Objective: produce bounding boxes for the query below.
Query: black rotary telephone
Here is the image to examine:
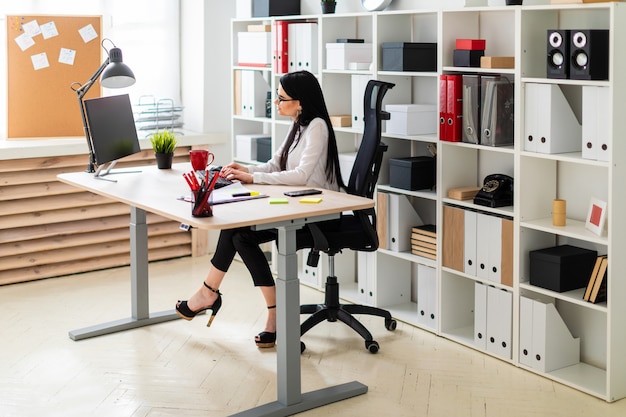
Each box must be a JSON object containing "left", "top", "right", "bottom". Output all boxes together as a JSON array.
[{"left": 473, "top": 174, "right": 513, "bottom": 208}]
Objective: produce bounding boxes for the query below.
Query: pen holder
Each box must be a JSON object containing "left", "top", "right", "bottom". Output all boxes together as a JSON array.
[{"left": 192, "top": 189, "right": 213, "bottom": 217}]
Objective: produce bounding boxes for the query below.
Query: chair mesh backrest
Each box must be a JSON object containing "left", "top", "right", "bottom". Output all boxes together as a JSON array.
[{"left": 347, "top": 80, "right": 394, "bottom": 198}]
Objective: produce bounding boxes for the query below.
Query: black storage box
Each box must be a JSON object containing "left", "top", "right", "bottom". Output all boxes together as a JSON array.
[
  {"left": 529, "top": 245, "right": 597, "bottom": 292},
  {"left": 252, "top": 0, "right": 300, "bottom": 17},
  {"left": 382, "top": 42, "right": 437, "bottom": 72},
  {"left": 453, "top": 49, "right": 485, "bottom": 67},
  {"left": 389, "top": 156, "right": 435, "bottom": 191},
  {"left": 256, "top": 137, "right": 272, "bottom": 162}
]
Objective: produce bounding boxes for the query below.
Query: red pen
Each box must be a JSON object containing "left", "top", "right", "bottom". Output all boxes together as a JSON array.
[
  {"left": 206, "top": 168, "right": 220, "bottom": 193},
  {"left": 189, "top": 171, "right": 201, "bottom": 190},
  {"left": 182, "top": 173, "right": 196, "bottom": 190}
]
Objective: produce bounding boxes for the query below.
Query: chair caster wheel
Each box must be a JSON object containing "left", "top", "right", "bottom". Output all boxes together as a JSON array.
[
  {"left": 365, "top": 340, "right": 379, "bottom": 354},
  {"left": 300, "top": 341, "right": 306, "bottom": 354},
  {"left": 385, "top": 319, "right": 397, "bottom": 331}
]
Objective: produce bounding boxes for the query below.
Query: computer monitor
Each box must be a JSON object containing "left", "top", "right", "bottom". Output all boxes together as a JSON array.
[{"left": 84, "top": 94, "right": 140, "bottom": 180}]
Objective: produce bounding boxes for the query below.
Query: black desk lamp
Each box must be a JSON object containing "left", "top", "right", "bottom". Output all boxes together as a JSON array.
[{"left": 71, "top": 39, "right": 136, "bottom": 173}]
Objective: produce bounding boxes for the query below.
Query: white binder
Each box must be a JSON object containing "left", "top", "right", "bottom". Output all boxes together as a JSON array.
[
  {"left": 474, "top": 282, "right": 488, "bottom": 350},
  {"left": 524, "top": 83, "right": 582, "bottom": 154},
  {"left": 487, "top": 214, "right": 503, "bottom": 283},
  {"left": 357, "top": 252, "right": 375, "bottom": 305},
  {"left": 486, "top": 286, "right": 512, "bottom": 359},
  {"left": 475, "top": 213, "right": 490, "bottom": 280},
  {"left": 464, "top": 210, "right": 477, "bottom": 276},
  {"left": 388, "top": 193, "right": 423, "bottom": 252},
  {"left": 300, "top": 249, "right": 320, "bottom": 287},
  {"left": 519, "top": 296, "right": 535, "bottom": 368},
  {"left": 416, "top": 264, "right": 437, "bottom": 330},
  {"left": 295, "top": 23, "right": 318, "bottom": 73},
  {"left": 287, "top": 23, "right": 298, "bottom": 72},
  {"left": 240, "top": 70, "right": 269, "bottom": 118},
  {"left": 582, "top": 85, "right": 610, "bottom": 162}
]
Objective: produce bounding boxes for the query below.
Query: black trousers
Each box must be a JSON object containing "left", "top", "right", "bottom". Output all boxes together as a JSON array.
[{"left": 210, "top": 219, "right": 340, "bottom": 287}]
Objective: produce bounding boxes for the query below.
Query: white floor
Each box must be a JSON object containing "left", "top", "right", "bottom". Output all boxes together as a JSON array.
[{"left": 1, "top": 255, "right": 625, "bottom": 417}]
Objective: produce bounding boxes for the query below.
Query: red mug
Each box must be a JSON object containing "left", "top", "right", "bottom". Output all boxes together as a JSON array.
[{"left": 189, "top": 149, "right": 215, "bottom": 171}]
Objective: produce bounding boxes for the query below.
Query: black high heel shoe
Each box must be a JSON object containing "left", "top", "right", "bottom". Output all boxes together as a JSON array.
[
  {"left": 176, "top": 282, "right": 222, "bottom": 327},
  {"left": 255, "top": 305, "right": 276, "bottom": 348}
]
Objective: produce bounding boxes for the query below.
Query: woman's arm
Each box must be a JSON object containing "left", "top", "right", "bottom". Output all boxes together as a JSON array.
[{"left": 251, "top": 119, "right": 330, "bottom": 187}]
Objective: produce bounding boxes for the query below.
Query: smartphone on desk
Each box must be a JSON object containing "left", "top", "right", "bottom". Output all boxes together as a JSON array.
[{"left": 283, "top": 189, "right": 322, "bottom": 197}]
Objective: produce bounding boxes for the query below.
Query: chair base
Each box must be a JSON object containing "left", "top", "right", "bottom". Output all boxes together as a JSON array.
[{"left": 300, "top": 276, "right": 396, "bottom": 354}]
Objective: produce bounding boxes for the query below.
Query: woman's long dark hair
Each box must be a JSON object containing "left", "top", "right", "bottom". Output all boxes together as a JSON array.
[{"left": 278, "top": 71, "right": 344, "bottom": 189}]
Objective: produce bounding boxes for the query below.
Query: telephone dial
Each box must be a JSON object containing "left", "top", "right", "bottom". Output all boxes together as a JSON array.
[{"left": 473, "top": 174, "right": 513, "bottom": 208}]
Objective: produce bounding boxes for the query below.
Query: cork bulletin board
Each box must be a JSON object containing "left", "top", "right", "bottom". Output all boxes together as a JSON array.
[{"left": 6, "top": 15, "right": 102, "bottom": 138}]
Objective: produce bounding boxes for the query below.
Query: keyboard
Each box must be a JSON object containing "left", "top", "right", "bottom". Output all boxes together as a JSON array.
[{"left": 205, "top": 169, "right": 233, "bottom": 189}]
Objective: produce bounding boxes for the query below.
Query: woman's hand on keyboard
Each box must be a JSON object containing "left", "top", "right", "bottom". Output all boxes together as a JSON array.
[{"left": 222, "top": 163, "right": 253, "bottom": 184}]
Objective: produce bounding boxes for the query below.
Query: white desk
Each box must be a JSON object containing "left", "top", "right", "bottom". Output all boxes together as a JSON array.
[{"left": 57, "top": 163, "right": 375, "bottom": 417}]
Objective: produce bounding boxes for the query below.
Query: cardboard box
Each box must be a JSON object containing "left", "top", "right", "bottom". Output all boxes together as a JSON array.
[
  {"left": 326, "top": 43, "right": 372, "bottom": 70},
  {"left": 389, "top": 156, "right": 435, "bottom": 191},
  {"left": 447, "top": 186, "right": 481, "bottom": 201},
  {"left": 529, "top": 245, "right": 597, "bottom": 292},
  {"left": 247, "top": 24, "right": 271, "bottom": 32},
  {"left": 330, "top": 115, "right": 352, "bottom": 127},
  {"left": 382, "top": 42, "right": 437, "bottom": 72},
  {"left": 385, "top": 104, "right": 437, "bottom": 135},
  {"left": 481, "top": 56, "right": 515, "bottom": 69},
  {"left": 237, "top": 32, "right": 271, "bottom": 66}
]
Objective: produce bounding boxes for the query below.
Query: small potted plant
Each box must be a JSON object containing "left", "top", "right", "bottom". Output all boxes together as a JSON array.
[
  {"left": 150, "top": 129, "right": 177, "bottom": 169},
  {"left": 321, "top": 0, "right": 336, "bottom": 14}
]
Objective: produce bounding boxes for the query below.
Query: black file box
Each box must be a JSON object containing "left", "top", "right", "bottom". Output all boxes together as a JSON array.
[
  {"left": 252, "top": 0, "right": 300, "bottom": 17},
  {"left": 529, "top": 245, "right": 597, "bottom": 292},
  {"left": 389, "top": 156, "right": 435, "bottom": 191},
  {"left": 255, "top": 137, "right": 272, "bottom": 162},
  {"left": 453, "top": 49, "right": 485, "bottom": 67},
  {"left": 382, "top": 43, "right": 437, "bottom": 72}
]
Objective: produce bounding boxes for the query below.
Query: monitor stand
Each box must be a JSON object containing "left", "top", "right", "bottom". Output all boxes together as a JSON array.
[{"left": 94, "top": 161, "right": 141, "bottom": 182}]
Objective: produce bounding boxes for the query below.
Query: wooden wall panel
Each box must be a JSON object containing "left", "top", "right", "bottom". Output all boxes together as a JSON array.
[{"left": 0, "top": 146, "right": 206, "bottom": 286}]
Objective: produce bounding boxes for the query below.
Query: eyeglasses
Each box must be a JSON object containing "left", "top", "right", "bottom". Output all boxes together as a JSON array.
[{"left": 276, "top": 89, "right": 296, "bottom": 103}]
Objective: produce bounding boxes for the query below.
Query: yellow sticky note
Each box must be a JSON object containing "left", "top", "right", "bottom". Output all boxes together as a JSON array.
[
  {"left": 269, "top": 198, "right": 289, "bottom": 204},
  {"left": 299, "top": 197, "right": 322, "bottom": 204}
]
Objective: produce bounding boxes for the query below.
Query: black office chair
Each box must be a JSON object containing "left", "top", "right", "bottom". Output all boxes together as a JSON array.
[{"left": 300, "top": 80, "right": 397, "bottom": 354}]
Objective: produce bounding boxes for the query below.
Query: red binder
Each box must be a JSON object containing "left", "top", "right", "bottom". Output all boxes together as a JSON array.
[
  {"left": 273, "top": 21, "right": 289, "bottom": 74},
  {"left": 439, "top": 74, "right": 448, "bottom": 140},
  {"left": 446, "top": 74, "right": 463, "bottom": 142}
]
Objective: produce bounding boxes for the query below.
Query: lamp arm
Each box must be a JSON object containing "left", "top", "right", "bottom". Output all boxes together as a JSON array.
[{"left": 74, "top": 57, "right": 110, "bottom": 173}]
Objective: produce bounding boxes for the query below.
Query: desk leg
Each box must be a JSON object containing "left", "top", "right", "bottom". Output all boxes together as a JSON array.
[
  {"left": 68, "top": 207, "right": 180, "bottom": 340},
  {"left": 231, "top": 222, "right": 367, "bottom": 417}
]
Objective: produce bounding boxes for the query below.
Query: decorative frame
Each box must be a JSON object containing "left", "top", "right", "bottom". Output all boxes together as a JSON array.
[{"left": 586, "top": 197, "right": 607, "bottom": 236}]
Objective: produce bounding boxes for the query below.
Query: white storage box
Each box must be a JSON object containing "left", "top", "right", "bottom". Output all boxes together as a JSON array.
[
  {"left": 237, "top": 32, "right": 271, "bottom": 66},
  {"left": 385, "top": 104, "right": 437, "bottom": 135},
  {"left": 326, "top": 43, "right": 372, "bottom": 70},
  {"left": 236, "top": 134, "right": 271, "bottom": 161}
]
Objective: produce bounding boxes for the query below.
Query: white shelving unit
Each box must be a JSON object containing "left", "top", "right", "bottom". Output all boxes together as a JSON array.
[{"left": 231, "top": 3, "right": 626, "bottom": 402}]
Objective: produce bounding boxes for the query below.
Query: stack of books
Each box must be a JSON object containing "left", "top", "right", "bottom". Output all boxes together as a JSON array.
[
  {"left": 583, "top": 255, "right": 608, "bottom": 304},
  {"left": 411, "top": 225, "right": 437, "bottom": 260}
]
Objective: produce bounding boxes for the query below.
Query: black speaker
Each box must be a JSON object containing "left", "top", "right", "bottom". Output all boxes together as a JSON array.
[
  {"left": 547, "top": 30, "right": 569, "bottom": 79},
  {"left": 570, "top": 30, "right": 609, "bottom": 80}
]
